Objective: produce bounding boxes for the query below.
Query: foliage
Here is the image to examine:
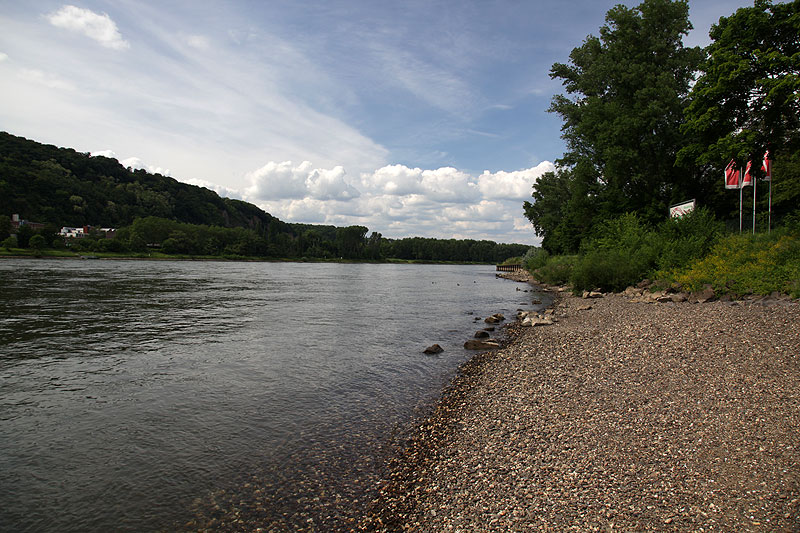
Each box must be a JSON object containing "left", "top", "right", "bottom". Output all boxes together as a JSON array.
[
  {"left": 28, "top": 234, "right": 46, "bottom": 252},
  {"left": 571, "top": 213, "right": 661, "bottom": 292},
  {"left": 538, "top": 0, "right": 702, "bottom": 253},
  {"left": 679, "top": 0, "right": 800, "bottom": 168},
  {"left": 523, "top": 168, "right": 590, "bottom": 254},
  {"left": 532, "top": 209, "right": 730, "bottom": 293},
  {"left": 673, "top": 230, "right": 800, "bottom": 297},
  {"left": 2, "top": 236, "right": 16, "bottom": 250},
  {"left": 0, "top": 131, "right": 289, "bottom": 237},
  {"left": 0, "top": 215, "right": 10, "bottom": 240},
  {"left": 531, "top": 255, "right": 578, "bottom": 286},
  {"left": 655, "top": 207, "right": 725, "bottom": 270},
  {"left": 522, "top": 246, "right": 550, "bottom": 271}
]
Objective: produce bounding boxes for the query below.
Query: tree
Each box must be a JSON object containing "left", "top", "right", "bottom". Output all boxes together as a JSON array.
[
  {"left": 336, "top": 226, "right": 368, "bottom": 259},
  {"left": 29, "top": 234, "right": 46, "bottom": 253},
  {"left": 0, "top": 215, "right": 10, "bottom": 240},
  {"left": 679, "top": 0, "right": 800, "bottom": 167},
  {"left": 536, "top": 0, "right": 702, "bottom": 250},
  {"left": 16, "top": 224, "right": 34, "bottom": 248}
]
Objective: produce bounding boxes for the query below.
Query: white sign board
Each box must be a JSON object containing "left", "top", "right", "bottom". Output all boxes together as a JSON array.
[{"left": 669, "top": 199, "right": 696, "bottom": 219}]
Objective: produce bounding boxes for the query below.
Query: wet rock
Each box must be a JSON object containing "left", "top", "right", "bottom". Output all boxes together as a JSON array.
[
  {"left": 474, "top": 331, "right": 491, "bottom": 339},
  {"left": 484, "top": 313, "right": 505, "bottom": 324},
  {"left": 423, "top": 344, "right": 444, "bottom": 354},
  {"left": 464, "top": 339, "right": 500, "bottom": 350}
]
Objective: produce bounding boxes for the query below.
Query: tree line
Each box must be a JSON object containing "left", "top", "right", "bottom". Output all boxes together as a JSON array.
[{"left": 525, "top": 0, "right": 799, "bottom": 254}]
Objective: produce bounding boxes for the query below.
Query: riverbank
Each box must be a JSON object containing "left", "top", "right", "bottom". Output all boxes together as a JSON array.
[{"left": 360, "top": 289, "right": 800, "bottom": 531}]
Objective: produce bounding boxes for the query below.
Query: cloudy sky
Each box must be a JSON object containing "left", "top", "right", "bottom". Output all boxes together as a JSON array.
[{"left": 0, "top": 0, "right": 754, "bottom": 244}]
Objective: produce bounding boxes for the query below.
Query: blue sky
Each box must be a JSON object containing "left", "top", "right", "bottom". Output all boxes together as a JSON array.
[{"left": 0, "top": 0, "right": 755, "bottom": 244}]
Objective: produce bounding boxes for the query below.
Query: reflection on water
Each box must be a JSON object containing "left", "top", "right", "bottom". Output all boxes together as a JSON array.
[{"left": 0, "top": 259, "right": 549, "bottom": 531}]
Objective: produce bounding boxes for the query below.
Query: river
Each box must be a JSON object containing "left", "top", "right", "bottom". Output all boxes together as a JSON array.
[{"left": 0, "top": 259, "right": 548, "bottom": 531}]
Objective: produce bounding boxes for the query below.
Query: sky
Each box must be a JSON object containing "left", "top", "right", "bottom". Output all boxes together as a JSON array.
[{"left": 0, "top": 0, "right": 756, "bottom": 245}]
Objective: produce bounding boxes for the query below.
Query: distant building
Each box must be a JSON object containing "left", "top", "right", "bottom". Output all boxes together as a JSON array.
[
  {"left": 10, "top": 214, "right": 46, "bottom": 232},
  {"left": 60, "top": 226, "right": 86, "bottom": 239},
  {"left": 59, "top": 226, "right": 117, "bottom": 239}
]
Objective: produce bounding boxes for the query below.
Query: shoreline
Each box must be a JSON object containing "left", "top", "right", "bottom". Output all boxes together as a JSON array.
[{"left": 360, "top": 287, "right": 799, "bottom": 531}]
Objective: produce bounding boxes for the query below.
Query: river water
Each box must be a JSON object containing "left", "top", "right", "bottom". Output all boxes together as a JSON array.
[{"left": 0, "top": 259, "right": 548, "bottom": 531}]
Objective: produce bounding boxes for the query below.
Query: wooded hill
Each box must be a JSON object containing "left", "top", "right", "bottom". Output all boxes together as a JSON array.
[{"left": 0, "top": 132, "right": 528, "bottom": 262}]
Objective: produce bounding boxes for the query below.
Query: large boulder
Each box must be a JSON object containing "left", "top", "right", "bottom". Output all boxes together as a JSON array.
[{"left": 691, "top": 285, "right": 716, "bottom": 303}]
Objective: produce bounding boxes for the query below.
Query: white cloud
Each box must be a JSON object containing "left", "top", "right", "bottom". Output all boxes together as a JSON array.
[
  {"left": 91, "top": 149, "right": 117, "bottom": 158},
  {"left": 360, "top": 165, "right": 479, "bottom": 203},
  {"left": 306, "top": 166, "right": 360, "bottom": 200},
  {"left": 245, "top": 161, "right": 361, "bottom": 202},
  {"left": 246, "top": 161, "right": 315, "bottom": 200},
  {"left": 19, "top": 68, "right": 75, "bottom": 91},
  {"left": 47, "top": 5, "right": 130, "bottom": 50},
  {"left": 235, "top": 160, "right": 547, "bottom": 244},
  {"left": 420, "top": 167, "right": 479, "bottom": 203},
  {"left": 0, "top": 52, "right": 8, "bottom": 62},
  {"left": 477, "top": 161, "right": 555, "bottom": 200}
]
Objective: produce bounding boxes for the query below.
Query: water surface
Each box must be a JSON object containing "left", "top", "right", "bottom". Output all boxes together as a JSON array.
[{"left": 0, "top": 259, "right": 549, "bottom": 531}]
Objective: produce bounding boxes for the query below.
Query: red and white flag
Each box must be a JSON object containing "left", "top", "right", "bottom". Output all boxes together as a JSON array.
[
  {"left": 725, "top": 159, "right": 740, "bottom": 189},
  {"left": 742, "top": 160, "right": 753, "bottom": 187},
  {"left": 762, "top": 151, "right": 772, "bottom": 181}
]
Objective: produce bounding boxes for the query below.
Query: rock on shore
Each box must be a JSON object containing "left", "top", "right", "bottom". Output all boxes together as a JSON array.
[{"left": 362, "top": 293, "right": 800, "bottom": 531}]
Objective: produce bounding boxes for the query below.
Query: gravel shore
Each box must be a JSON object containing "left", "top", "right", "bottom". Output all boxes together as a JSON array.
[{"left": 361, "top": 290, "right": 800, "bottom": 531}]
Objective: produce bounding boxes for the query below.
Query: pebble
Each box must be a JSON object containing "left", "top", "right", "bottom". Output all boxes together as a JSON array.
[{"left": 360, "top": 292, "right": 800, "bottom": 532}]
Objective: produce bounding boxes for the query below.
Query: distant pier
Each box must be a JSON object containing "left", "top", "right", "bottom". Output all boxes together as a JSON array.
[{"left": 496, "top": 264, "right": 523, "bottom": 272}]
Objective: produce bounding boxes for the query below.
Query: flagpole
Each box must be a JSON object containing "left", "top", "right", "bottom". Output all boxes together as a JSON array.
[
  {"left": 753, "top": 168, "right": 757, "bottom": 234},
  {"left": 768, "top": 180, "right": 772, "bottom": 233},
  {"left": 739, "top": 176, "right": 743, "bottom": 234}
]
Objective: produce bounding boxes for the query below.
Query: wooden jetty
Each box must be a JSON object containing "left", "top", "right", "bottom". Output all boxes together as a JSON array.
[{"left": 496, "top": 264, "right": 523, "bottom": 272}]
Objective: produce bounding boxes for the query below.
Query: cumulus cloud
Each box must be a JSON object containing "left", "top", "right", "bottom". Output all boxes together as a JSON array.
[
  {"left": 245, "top": 161, "right": 360, "bottom": 202},
  {"left": 361, "top": 164, "right": 479, "bottom": 203},
  {"left": 91, "top": 149, "right": 117, "bottom": 158},
  {"left": 306, "top": 166, "right": 360, "bottom": 200},
  {"left": 236, "top": 160, "right": 549, "bottom": 244},
  {"left": 477, "top": 160, "right": 555, "bottom": 200},
  {"left": 47, "top": 5, "right": 130, "bottom": 50}
]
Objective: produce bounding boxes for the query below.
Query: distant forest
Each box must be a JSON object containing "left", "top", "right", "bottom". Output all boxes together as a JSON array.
[{"left": 0, "top": 132, "right": 528, "bottom": 262}]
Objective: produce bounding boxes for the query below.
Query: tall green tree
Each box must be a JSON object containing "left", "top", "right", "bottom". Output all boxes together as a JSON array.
[
  {"left": 679, "top": 0, "right": 800, "bottom": 167},
  {"left": 533, "top": 0, "right": 702, "bottom": 251}
]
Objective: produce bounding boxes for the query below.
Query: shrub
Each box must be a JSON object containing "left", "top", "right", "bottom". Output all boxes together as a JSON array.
[
  {"left": 533, "top": 254, "right": 578, "bottom": 285},
  {"left": 523, "top": 246, "right": 550, "bottom": 271},
  {"left": 656, "top": 208, "right": 724, "bottom": 271},
  {"left": 675, "top": 231, "right": 800, "bottom": 297},
  {"left": 29, "top": 234, "right": 46, "bottom": 252},
  {"left": 571, "top": 213, "right": 660, "bottom": 292}
]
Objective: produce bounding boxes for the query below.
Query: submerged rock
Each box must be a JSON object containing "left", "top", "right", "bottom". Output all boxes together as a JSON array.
[
  {"left": 423, "top": 344, "right": 444, "bottom": 354},
  {"left": 474, "top": 330, "right": 490, "bottom": 339}
]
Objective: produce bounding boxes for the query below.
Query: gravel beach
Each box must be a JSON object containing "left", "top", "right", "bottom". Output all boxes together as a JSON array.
[{"left": 361, "top": 289, "right": 800, "bottom": 531}]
